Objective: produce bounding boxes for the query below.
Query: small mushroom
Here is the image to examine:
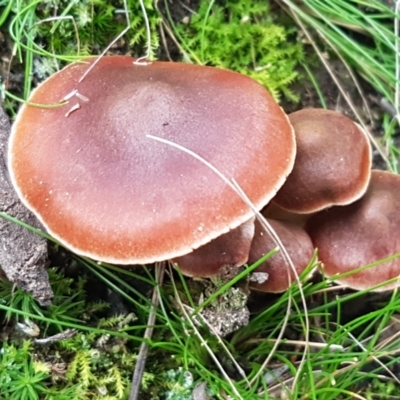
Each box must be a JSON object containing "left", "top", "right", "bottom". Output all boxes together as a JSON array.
[
  {"left": 273, "top": 108, "right": 372, "bottom": 214},
  {"left": 306, "top": 170, "right": 400, "bottom": 291},
  {"left": 247, "top": 218, "right": 314, "bottom": 293},
  {"left": 172, "top": 218, "right": 255, "bottom": 277},
  {"left": 9, "top": 56, "right": 296, "bottom": 265}
]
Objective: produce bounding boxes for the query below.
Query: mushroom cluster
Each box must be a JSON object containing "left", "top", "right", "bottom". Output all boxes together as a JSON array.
[
  {"left": 267, "top": 109, "right": 400, "bottom": 292},
  {"left": 306, "top": 170, "right": 400, "bottom": 291},
  {"left": 7, "top": 55, "right": 400, "bottom": 295}
]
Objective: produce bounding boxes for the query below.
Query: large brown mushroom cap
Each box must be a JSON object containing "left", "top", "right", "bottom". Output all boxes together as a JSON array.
[
  {"left": 9, "top": 56, "right": 295, "bottom": 264},
  {"left": 307, "top": 170, "right": 400, "bottom": 291},
  {"left": 273, "top": 108, "right": 372, "bottom": 214}
]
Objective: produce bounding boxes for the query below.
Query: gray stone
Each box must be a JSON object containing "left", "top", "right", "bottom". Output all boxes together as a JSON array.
[{"left": 0, "top": 106, "right": 52, "bottom": 305}]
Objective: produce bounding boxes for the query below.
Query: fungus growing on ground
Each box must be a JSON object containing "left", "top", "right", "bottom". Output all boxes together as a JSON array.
[
  {"left": 172, "top": 217, "right": 255, "bottom": 278},
  {"left": 273, "top": 108, "right": 372, "bottom": 214},
  {"left": 9, "top": 56, "right": 296, "bottom": 267},
  {"left": 247, "top": 218, "right": 314, "bottom": 293},
  {"left": 306, "top": 170, "right": 400, "bottom": 291}
]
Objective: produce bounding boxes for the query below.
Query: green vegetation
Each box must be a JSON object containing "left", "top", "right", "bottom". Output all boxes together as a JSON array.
[
  {"left": 0, "top": 266, "right": 196, "bottom": 399},
  {"left": 282, "top": 0, "right": 399, "bottom": 171},
  {"left": 0, "top": 0, "right": 399, "bottom": 399},
  {"left": 167, "top": 0, "right": 304, "bottom": 101},
  {"left": 284, "top": 0, "right": 397, "bottom": 101},
  {"left": 2, "top": 0, "right": 160, "bottom": 109},
  {"left": 2, "top": 0, "right": 305, "bottom": 113},
  {"left": 2, "top": 259, "right": 400, "bottom": 399}
]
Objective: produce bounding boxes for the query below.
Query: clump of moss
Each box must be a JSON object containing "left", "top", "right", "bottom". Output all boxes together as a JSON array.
[
  {"left": 2, "top": 0, "right": 161, "bottom": 114},
  {"left": 34, "top": 0, "right": 160, "bottom": 59},
  {"left": 175, "top": 0, "right": 304, "bottom": 102}
]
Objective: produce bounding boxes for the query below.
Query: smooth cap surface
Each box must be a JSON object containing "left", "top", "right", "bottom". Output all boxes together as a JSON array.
[
  {"left": 273, "top": 108, "right": 372, "bottom": 213},
  {"left": 248, "top": 218, "right": 314, "bottom": 293},
  {"left": 9, "top": 56, "right": 295, "bottom": 264},
  {"left": 307, "top": 170, "right": 400, "bottom": 291},
  {"left": 172, "top": 217, "right": 255, "bottom": 277}
]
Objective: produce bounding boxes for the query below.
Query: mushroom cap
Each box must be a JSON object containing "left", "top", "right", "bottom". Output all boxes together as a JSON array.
[
  {"left": 306, "top": 170, "right": 400, "bottom": 291},
  {"left": 172, "top": 217, "right": 255, "bottom": 277},
  {"left": 248, "top": 218, "right": 314, "bottom": 293},
  {"left": 9, "top": 56, "right": 295, "bottom": 264},
  {"left": 273, "top": 108, "right": 372, "bottom": 214}
]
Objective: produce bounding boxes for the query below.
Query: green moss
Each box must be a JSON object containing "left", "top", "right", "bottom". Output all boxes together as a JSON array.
[
  {"left": 0, "top": 269, "right": 153, "bottom": 400},
  {"left": 2, "top": 0, "right": 161, "bottom": 106},
  {"left": 174, "top": 0, "right": 304, "bottom": 102},
  {"left": 33, "top": 0, "right": 160, "bottom": 59}
]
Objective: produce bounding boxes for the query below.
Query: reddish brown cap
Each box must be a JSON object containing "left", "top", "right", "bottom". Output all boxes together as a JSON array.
[
  {"left": 172, "top": 217, "right": 255, "bottom": 277},
  {"left": 306, "top": 170, "right": 400, "bottom": 291},
  {"left": 273, "top": 108, "right": 372, "bottom": 214},
  {"left": 9, "top": 56, "right": 295, "bottom": 264},
  {"left": 248, "top": 218, "right": 314, "bottom": 293}
]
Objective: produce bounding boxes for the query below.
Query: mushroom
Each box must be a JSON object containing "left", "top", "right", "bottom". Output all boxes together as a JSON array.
[
  {"left": 9, "top": 56, "right": 296, "bottom": 265},
  {"left": 273, "top": 108, "right": 372, "bottom": 214},
  {"left": 306, "top": 170, "right": 400, "bottom": 291},
  {"left": 172, "top": 217, "right": 255, "bottom": 278},
  {"left": 247, "top": 218, "right": 314, "bottom": 293}
]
